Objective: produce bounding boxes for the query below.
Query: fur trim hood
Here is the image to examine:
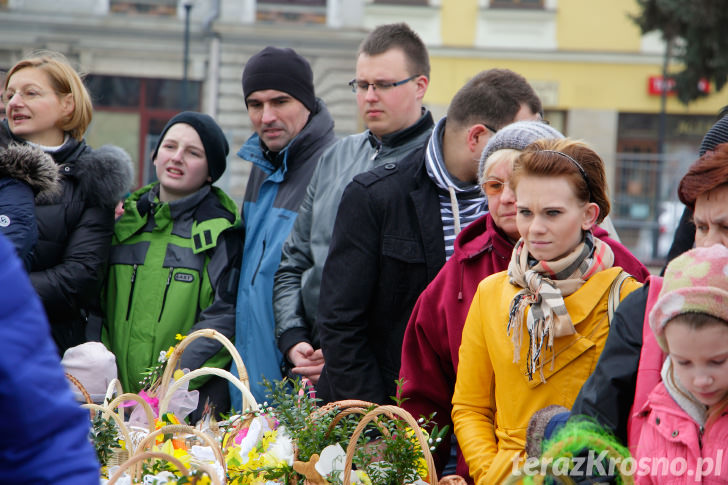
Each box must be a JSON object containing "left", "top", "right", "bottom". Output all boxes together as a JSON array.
[
  {"left": 0, "top": 143, "right": 61, "bottom": 201},
  {"left": 72, "top": 144, "right": 134, "bottom": 209}
]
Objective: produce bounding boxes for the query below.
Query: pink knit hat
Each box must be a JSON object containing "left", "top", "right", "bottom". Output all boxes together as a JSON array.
[{"left": 649, "top": 244, "right": 728, "bottom": 351}]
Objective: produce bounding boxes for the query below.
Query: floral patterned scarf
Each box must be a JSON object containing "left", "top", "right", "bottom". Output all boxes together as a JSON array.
[{"left": 507, "top": 231, "right": 614, "bottom": 381}]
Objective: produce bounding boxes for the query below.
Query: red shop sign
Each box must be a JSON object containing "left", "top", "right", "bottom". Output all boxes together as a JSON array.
[{"left": 648, "top": 75, "right": 711, "bottom": 95}]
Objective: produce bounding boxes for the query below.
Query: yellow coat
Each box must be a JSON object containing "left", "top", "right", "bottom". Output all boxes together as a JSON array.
[{"left": 451, "top": 267, "right": 641, "bottom": 484}]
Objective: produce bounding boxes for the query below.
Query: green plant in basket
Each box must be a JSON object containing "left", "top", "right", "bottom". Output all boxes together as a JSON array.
[
  {"left": 324, "top": 381, "right": 449, "bottom": 485},
  {"left": 89, "top": 412, "right": 122, "bottom": 468},
  {"left": 263, "top": 378, "right": 448, "bottom": 485},
  {"left": 264, "top": 378, "right": 364, "bottom": 465}
]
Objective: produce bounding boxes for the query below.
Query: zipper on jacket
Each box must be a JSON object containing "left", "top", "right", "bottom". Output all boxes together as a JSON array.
[
  {"left": 158, "top": 267, "right": 174, "bottom": 322},
  {"left": 371, "top": 142, "right": 381, "bottom": 160},
  {"left": 699, "top": 425, "right": 704, "bottom": 449},
  {"left": 125, "top": 264, "right": 138, "bottom": 321},
  {"left": 251, "top": 239, "right": 266, "bottom": 286}
]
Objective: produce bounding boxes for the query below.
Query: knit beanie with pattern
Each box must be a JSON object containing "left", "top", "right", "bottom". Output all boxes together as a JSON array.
[
  {"left": 699, "top": 114, "right": 728, "bottom": 156},
  {"left": 242, "top": 46, "right": 316, "bottom": 113},
  {"left": 649, "top": 244, "right": 728, "bottom": 352},
  {"left": 478, "top": 120, "right": 564, "bottom": 187},
  {"left": 152, "top": 111, "right": 229, "bottom": 183}
]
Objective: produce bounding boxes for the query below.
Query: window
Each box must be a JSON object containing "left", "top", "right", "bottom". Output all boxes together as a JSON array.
[
  {"left": 258, "top": 0, "right": 325, "bottom": 4},
  {"left": 110, "top": 0, "right": 176, "bottom": 15},
  {"left": 257, "top": 0, "right": 327, "bottom": 23},
  {"left": 372, "top": 0, "right": 429, "bottom": 5},
  {"left": 489, "top": 0, "right": 543, "bottom": 8},
  {"left": 85, "top": 75, "right": 202, "bottom": 187}
]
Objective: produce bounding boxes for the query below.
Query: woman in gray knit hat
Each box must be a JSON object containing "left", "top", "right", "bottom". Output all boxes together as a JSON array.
[{"left": 399, "top": 121, "right": 650, "bottom": 483}]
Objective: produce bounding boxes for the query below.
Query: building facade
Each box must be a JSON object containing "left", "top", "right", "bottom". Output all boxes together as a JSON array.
[{"left": 1, "top": 0, "right": 724, "bottom": 263}]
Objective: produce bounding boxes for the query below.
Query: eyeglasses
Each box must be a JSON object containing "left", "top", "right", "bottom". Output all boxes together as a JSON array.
[
  {"left": 348, "top": 74, "right": 419, "bottom": 93},
  {"left": 484, "top": 123, "right": 498, "bottom": 134},
  {"left": 1, "top": 87, "right": 47, "bottom": 104},
  {"left": 482, "top": 178, "right": 506, "bottom": 197}
]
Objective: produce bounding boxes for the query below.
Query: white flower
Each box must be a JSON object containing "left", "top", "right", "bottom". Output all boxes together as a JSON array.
[
  {"left": 142, "top": 471, "right": 176, "bottom": 484},
  {"left": 190, "top": 445, "right": 216, "bottom": 463},
  {"left": 236, "top": 416, "right": 265, "bottom": 463},
  {"left": 315, "top": 443, "right": 370, "bottom": 484},
  {"left": 315, "top": 443, "right": 347, "bottom": 478},
  {"left": 267, "top": 427, "right": 294, "bottom": 466}
]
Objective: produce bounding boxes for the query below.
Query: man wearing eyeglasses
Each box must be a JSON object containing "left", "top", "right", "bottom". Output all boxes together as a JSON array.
[
  {"left": 231, "top": 46, "right": 337, "bottom": 407},
  {"left": 314, "top": 69, "right": 543, "bottom": 407},
  {"left": 273, "top": 23, "right": 434, "bottom": 389}
]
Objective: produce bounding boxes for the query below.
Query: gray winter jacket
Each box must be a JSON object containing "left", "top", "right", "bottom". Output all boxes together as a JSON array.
[{"left": 274, "top": 110, "right": 434, "bottom": 356}]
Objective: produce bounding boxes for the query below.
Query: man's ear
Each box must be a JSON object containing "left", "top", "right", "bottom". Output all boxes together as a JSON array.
[
  {"left": 467, "top": 124, "right": 489, "bottom": 153},
  {"left": 582, "top": 202, "right": 600, "bottom": 230},
  {"left": 413, "top": 75, "right": 429, "bottom": 101}
]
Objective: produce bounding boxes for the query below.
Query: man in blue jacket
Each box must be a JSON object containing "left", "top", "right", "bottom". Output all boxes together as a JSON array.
[
  {"left": 233, "top": 46, "right": 337, "bottom": 407},
  {"left": 273, "top": 23, "right": 434, "bottom": 395},
  {"left": 0, "top": 231, "right": 100, "bottom": 483}
]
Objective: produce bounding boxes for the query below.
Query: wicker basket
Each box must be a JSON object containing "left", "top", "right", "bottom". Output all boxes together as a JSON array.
[
  {"left": 342, "top": 404, "right": 439, "bottom": 485},
  {"left": 106, "top": 450, "right": 221, "bottom": 485},
  {"left": 156, "top": 329, "right": 255, "bottom": 412}
]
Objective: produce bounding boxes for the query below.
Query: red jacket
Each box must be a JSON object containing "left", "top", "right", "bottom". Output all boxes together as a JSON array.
[
  {"left": 398, "top": 213, "right": 651, "bottom": 482},
  {"left": 635, "top": 383, "right": 728, "bottom": 484}
]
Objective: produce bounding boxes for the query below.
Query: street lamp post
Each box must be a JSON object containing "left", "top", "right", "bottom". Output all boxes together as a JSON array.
[{"left": 182, "top": 0, "right": 193, "bottom": 110}]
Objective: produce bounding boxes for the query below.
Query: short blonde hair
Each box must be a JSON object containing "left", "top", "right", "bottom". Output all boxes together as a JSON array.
[
  {"left": 479, "top": 148, "right": 520, "bottom": 189},
  {"left": 5, "top": 51, "right": 93, "bottom": 141}
]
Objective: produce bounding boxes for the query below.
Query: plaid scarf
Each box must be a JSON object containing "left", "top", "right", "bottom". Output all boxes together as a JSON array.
[{"left": 507, "top": 231, "right": 614, "bottom": 381}]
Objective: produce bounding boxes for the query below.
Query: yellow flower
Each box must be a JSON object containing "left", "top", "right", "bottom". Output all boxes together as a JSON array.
[
  {"left": 175, "top": 333, "right": 186, "bottom": 341},
  {"left": 405, "top": 427, "right": 429, "bottom": 478},
  {"left": 154, "top": 439, "right": 192, "bottom": 470}
]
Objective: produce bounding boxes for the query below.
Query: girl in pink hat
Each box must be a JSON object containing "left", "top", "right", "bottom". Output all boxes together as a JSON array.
[{"left": 635, "top": 244, "right": 728, "bottom": 484}]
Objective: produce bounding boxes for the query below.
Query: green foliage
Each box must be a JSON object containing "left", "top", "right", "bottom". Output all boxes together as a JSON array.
[
  {"left": 341, "top": 380, "right": 449, "bottom": 485},
  {"left": 263, "top": 378, "right": 364, "bottom": 464},
  {"left": 268, "top": 378, "right": 449, "bottom": 485},
  {"left": 89, "top": 413, "right": 122, "bottom": 467},
  {"left": 630, "top": 0, "right": 728, "bottom": 104}
]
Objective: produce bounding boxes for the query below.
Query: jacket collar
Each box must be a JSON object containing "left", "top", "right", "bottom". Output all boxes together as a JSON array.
[
  {"left": 453, "top": 213, "right": 515, "bottom": 263},
  {"left": 367, "top": 108, "right": 434, "bottom": 149}
]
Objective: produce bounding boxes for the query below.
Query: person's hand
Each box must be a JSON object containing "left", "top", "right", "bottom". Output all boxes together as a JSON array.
[{"left": 287, "top": 342, "right": 324, "bottom": 384}]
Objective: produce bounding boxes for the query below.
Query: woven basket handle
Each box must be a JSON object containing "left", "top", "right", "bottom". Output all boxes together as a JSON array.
[
  {"left": 82, "top": 402, "right": 134, "bottom": 452},
  {"left": 103, "top": 378, "right": 124, "bottom": 404},
  {"left": 157, "top": 329, "right": 248, "bottom": 400},
  {"left": 106, "top": 450, "right": 190, "bottom": 484},
  {"left": 313, "top": 400, "right": 393, "bottom": 440},
  {"left": 133, "top": 423, "right": 225, "bottom": 474},
  {"left": 343, "top": 404, "right": 438, "bottom": 485},
  {"left": 65, "top": 372, "right": 94, "bottom": 416},
  {"left": 158, "top": 366, "right": 259, "bottom": 416},
  {"left": 106, "top": 392, "right": 157, "bottom": 434}
]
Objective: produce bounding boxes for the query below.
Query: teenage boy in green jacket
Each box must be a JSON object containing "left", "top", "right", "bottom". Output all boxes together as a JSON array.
[{"left": 102, "top": 112, "right": 242, "bottom": 421}]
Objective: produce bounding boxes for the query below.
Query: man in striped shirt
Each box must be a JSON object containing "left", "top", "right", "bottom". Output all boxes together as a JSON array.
[{"left": 316, "top": 68, "right": 542, "bottom": 405}]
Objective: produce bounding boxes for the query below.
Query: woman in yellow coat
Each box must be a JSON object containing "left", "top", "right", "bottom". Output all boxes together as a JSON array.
[{"left": 451, "top": 138, "right": 642, "bottom": 484}]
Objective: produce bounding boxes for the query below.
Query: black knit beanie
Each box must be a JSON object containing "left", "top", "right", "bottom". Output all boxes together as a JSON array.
[
  {"left": 152, "top": 111, "right": 229, "bottom": 183},
  {"left": 699, "top": 114, "right": 728, "bottom": 156},
  {"left": 242, "top": 46, "right": 316, "bottom": 113}
]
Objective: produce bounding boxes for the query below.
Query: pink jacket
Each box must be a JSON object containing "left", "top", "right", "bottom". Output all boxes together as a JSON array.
[
  {"left": 398, "top": 214, "right": 650, "bottom": 481},
  {"left": 628, "top": 275, "right": 666, "bottom": 451},
  {"left": 635, "top": 383, "right": 728, "bottom": 484}
]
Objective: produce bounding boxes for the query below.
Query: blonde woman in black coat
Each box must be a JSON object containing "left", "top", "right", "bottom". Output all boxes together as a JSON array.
[{"left": 1, "top": 52, "right": 132, "bottom": 353}]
